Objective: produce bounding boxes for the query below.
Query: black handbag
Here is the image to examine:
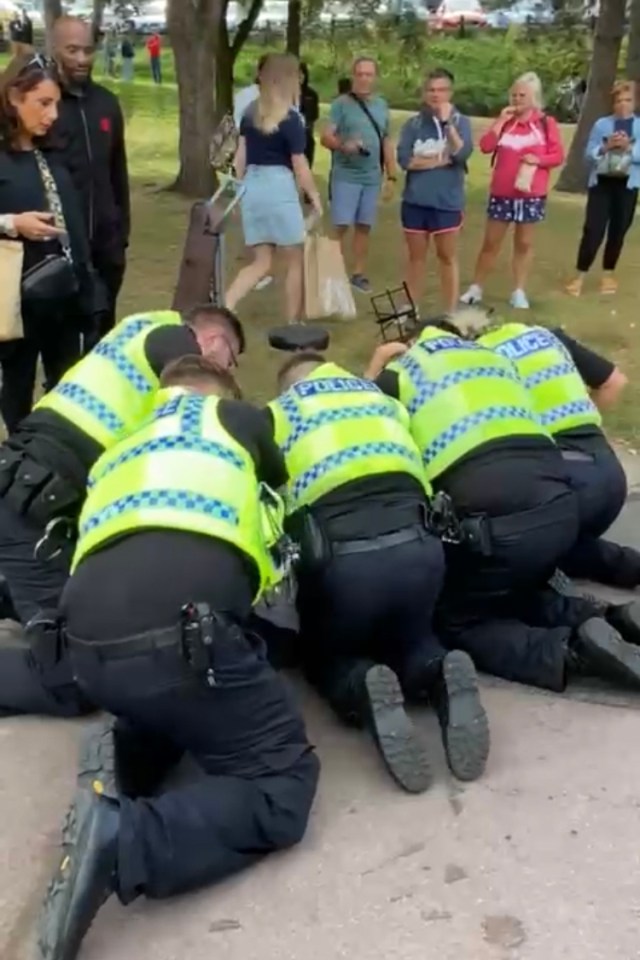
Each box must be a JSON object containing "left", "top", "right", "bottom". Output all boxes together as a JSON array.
[{"left": 21, "top": 150, "right": 79, "bottom": 303}]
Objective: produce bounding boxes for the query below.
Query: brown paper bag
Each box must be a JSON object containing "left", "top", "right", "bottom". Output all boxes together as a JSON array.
[
  {"left": 0, "top": 240, "right": 24, "bottom": 342},
  {"left": 304, "top": 234, "right": 356, "bottom": 320}
]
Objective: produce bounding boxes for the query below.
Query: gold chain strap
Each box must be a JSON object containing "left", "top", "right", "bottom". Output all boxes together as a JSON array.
[{"left": 33, "top": 149, "right": 73, "bottom": 259}]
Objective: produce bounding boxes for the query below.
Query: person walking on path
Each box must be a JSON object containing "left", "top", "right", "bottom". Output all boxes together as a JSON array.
[
  {"left": 226, "top": 53, "right": 321, "bottom": 325},
  {"left": 565, "top": 81, "right": 640, "bottom": 298},
  {"left": 146, "top": 32, "right": 162, "bottom": 85}
]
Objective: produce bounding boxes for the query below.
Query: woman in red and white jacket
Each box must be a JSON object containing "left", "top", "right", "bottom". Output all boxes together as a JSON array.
[{"left": 461, "top": 72, "right": 564, "bottom": 310}]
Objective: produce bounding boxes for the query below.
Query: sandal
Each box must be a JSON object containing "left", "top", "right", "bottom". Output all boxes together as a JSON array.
[{"left": 600, "top": 275, "right": 618, "bottom": 295}]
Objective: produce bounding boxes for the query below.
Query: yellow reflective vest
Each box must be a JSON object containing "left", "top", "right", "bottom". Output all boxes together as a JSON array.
[
  {"left": 478, "top": 323, "right": 601, "bottom": 435},
  {"left": 387, "top": 326, "right": 548, "bottom": 481},
  {"left": 269, "top": 361, "right": 431, "bottom": 513},
  {"left": 35, "top": 311, "right": 183, "bottom": 450},
  {"left": 73, "top": 389, "right": 281, "bottom": 600}
]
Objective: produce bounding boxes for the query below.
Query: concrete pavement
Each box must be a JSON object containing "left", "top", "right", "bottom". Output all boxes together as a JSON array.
[{"left": 2, "top": 450, "right": 640, "bottom": 960}]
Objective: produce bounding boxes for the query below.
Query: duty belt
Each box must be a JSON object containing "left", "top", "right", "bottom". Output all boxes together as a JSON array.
[
  {"left": 67, "top": 604, "right": 239, "bottom": 688},
  {"left": 332, "top": 525, "right": 426, "bottom": 557}
]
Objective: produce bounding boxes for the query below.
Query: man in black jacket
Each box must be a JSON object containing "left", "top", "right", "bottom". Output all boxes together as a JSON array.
[{"left": 52, "top": 16, "right": 130, "bottom": 347}]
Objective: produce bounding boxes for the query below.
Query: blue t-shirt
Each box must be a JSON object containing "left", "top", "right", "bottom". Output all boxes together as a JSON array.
[
  {"left": 240, "top": 108, "right": 306, "bottom": 170},
  {"left": 329, "top": 94, "right": 389, "bottom": 186},
  {"left": 614, "top": 117, "right": 634, "bottom": 138}
]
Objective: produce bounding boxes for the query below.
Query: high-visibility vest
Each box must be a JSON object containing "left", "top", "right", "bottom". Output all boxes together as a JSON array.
[
  {"left": 478, "top": 323, "right": 601, "bottom": 434},
  {"left": 35, "top": 311, "right": 183, "bottom": 450},
  {"left": 269, "top": 361, "right": 431, "bottom": 512},
  {"left": 388, "top": 326, "right": 548, "bottom": 481},
  {"left": 72, "top": 389, "right": 281, "bottom": 600}
]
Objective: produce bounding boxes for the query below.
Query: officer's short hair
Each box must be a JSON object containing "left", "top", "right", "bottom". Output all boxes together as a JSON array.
[
  {"left": 159, "top": 355, "right": 243, "bottom": 398},
  {"left": 183, "top": 304, "right": 246, "bottom": 355},
  {"left": 277, "top": 351, "right": 325, "bottom": 391}
]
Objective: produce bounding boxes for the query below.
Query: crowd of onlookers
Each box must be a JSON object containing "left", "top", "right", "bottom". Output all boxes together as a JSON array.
[{"left": 228, "top": 53, "right": 639, "bottom": 324}]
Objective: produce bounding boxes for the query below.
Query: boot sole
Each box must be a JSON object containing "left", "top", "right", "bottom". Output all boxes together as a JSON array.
[
  {"left": 442, "top": 651, "right": 490, "bottom": 782},
  {"left": 38, "top": 790, "right": 112, "bottom": 960},
  {"left": 365, "top": 665, "right": 431, "bottom": 795},
  {"left": 77, "top": 718, "right": 118, "bottom": 799},
  {"left": 608, "top": 602, "right": 640, "bottom": 648},
  {"left": 579, "top": 618, "right": 640, "bottom": 688}
]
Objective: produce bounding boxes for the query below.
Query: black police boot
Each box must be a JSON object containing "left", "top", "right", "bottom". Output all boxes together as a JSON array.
[
  {"left": 567, "top": 617, "right": 640, "bottom": 689},
  {"left": 38, "top": 786, "right": 119, "bottom": 960},
  {"left": 0, "top": 574, "right": 19, "bottom": 622},
  {"left": 363, "top": 664, "right": 432, "bottom": 794},
  {"left": 606, "top": 600, "right": 640, "bottom": 648},
  {"left": 430, "top": 651, "right": 490, "bottom": 783}
]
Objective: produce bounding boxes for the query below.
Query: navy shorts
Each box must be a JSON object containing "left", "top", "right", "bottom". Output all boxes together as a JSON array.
[
  {"left": 401, "top": 202, "right": 463, "bottom": 235},
  {"left": 488, "top": 196, "right": 547, "bottom": 224}
]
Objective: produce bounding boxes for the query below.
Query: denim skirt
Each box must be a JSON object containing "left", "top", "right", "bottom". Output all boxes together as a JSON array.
[{"left": 240, "top": 164, "right": 305, "bottom": 247}]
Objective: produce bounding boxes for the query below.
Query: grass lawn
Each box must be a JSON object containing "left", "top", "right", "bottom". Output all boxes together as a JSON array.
[{"left": 114, "top": 80, "right": 640, "bottom": 445}]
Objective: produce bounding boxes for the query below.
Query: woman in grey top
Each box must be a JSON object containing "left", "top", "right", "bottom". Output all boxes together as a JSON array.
[{"left": 396, "top": 69, "right": 473, "bottom": 314}]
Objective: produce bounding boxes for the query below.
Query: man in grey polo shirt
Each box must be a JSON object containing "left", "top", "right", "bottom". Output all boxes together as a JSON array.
[{"left": 321, "top": 57, "right": 397, "bottom": 294}]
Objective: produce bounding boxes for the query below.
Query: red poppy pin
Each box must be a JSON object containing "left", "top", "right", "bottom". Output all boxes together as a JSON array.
[{"left": 100, "top": 117, "right": 111, "bottom": 133}]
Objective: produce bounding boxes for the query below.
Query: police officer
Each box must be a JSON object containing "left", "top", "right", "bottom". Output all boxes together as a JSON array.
[
  {"left": 478, "top": 319, "right": 640, "bottom": 591},
  {"left": 39, "top": 356, "right": 318, "bottom": 960},
  {"left": 267, "top": 339, "right": 490, "bottom": 792},
  {"left": 0, "top": 304, "right": 244, "bottom": 718},
  {"left": 367, "top": 308, "right": 640, "bottom": 696}
]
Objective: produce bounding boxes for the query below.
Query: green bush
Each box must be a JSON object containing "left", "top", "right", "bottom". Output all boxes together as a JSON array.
[
  {"left": 272, "top": 27, "right": 591, "bottom": 116},
  {"left": 66, "top": 25, "right": 593, "bottom": 119}
]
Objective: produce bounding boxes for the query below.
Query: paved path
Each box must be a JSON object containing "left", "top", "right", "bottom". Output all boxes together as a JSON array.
[{"left": 2, "top": 450, "right": 640, "bottom": 960}]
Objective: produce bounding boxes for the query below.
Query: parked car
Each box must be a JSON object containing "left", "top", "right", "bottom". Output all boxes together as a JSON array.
[
  {"left": 486, "top": 0, "right": 554, "bottom": 27},
  {"left": 430, "top": 0, "right": 487, "bottom": 29}
]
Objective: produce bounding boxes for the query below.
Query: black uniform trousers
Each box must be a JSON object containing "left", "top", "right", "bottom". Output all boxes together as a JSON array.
[
  {"left": 557, "top": 429, "right": 640, "bottom": 588},
  {"left": 83, "top": 256, "right": 125, "bottom": 351},
  {"left": 63, "top": 533, "right": 319, "bottom": 904},
  {"left": 298, "top": 524, "right": 447, "bottom": 721},
  {"left": 436, "top": 450, "right": 602, "bottom": 693},
  {"left": 0, "top": 299, "right": 82, "bottom": 433}
]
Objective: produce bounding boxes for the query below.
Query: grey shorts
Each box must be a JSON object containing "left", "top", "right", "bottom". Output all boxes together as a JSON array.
[{"left": 330, "top": 176, "right": 380, "bottom": 228}]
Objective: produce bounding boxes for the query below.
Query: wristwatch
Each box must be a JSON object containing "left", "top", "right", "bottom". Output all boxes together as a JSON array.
[
  {"left": 0, "top": 215, "right": 18, "bottom": 239},
  {"left": 386, "top": 175, "right": 398, "bottom": 182}
]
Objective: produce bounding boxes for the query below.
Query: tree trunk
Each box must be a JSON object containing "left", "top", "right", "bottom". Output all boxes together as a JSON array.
[
  {"left": 555, "top": 0, "right": 626, "bottom": 193},
  {"left": 168, "top": 0, "right": 220, "bottom": 197},
  {"left": 627, "top": 0, "right": 640, "bottom": 109},
  {"left": 92, "top": 0, "right": 106, "bottom": 41},
  {"left": 43, "top": 0, "right": 62, "bottom": 51},
  {"left": 216, "top": 21, "right": 235, "bottom": 119},
  {"left": 286, "top": 0, "right": 302, "bottom": 56}
]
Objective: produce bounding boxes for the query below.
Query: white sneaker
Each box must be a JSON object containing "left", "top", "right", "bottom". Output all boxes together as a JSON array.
[
  {"left": 509, "top": 288, "right": 530, "bottom": 310},
  {"left": 460, "top": 284, "right": 483, "bottom": 305},
  {"left": 255, "top": 275, "right": 273, "bottom": 292}
]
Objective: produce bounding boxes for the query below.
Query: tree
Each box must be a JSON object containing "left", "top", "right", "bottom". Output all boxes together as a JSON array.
[
  {"left": 168, "top": 0, "right": 263, "bottom": 197},
  {"left": 555, "top": 0, "right": 626, "bottom": 193},
  {"left": 286, "top": 0, "right": 302, "bottom": 56},
  {"left": 627, "top": 0, "right": 640, "bottom": 108},
  {"left": 43, "top": 0, "right": 62, "bottom": 49}
]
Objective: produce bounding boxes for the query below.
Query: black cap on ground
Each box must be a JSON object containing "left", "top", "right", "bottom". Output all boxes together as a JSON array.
[{"left": 268, "top": 325, "right": 330, "bottom": 352}]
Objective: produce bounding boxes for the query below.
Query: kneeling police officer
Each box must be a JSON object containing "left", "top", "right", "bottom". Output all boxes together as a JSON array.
[
  {"left": 38, "top": 356, "right": 318, "bottom": 960},
  {"left": 368, "top": 308, "right": 640, "bottom": 697},
  {"left": 478, "top": 319, "right": 640, "bottom": 592},
  {"left": 0, "top": 304, "right": 244, "bottom": 718},
  {"left": 266, "top": 328, "right": 490, "bottom": 791}
]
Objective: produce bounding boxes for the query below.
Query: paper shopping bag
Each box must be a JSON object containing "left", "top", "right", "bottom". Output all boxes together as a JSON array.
[
  {"left": 0, "top": 240, "right": 24, "bottom": 342},
  {"left": 304, "top": 234, "right": 356, "bottom": 320}
]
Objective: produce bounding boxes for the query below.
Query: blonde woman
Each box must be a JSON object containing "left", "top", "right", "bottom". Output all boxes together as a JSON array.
[
  {"left": 226, "top": 53, "right": 322, "bottom": 323},
  {"left": 461, "top": 72, "right": 564, "bottom": 310}
]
